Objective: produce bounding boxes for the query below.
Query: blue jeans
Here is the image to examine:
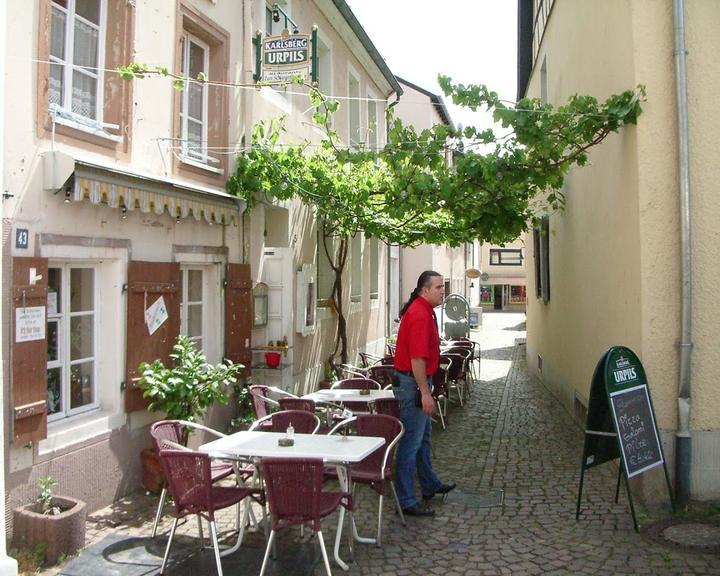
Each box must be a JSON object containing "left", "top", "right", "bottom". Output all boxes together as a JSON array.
[{"left": 393, "top": 372, "right": 442, "bottom": 508}]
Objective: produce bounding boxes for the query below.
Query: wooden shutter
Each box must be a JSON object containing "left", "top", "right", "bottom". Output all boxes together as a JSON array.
[
  {"left": 224, "top": 263, "right": 252, "bottom": 375},
  {"left": 12, "top": 257, "right": 49, "bottom": 444},
  {"left": 125, "top": 261, "right": 180, "bottom": 412}
]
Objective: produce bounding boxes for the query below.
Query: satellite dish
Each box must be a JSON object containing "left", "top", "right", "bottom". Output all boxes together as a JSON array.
[
  {"left": 444, "top": 294, "right": 469, "bottom": 321},
  {"left": 465, "top": 268, "right": 481, "bottom": 279}
]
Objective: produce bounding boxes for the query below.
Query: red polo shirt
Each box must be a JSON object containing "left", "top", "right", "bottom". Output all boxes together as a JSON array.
[{"left": 394, "top": 296, "right": 440, "bottom": 376}]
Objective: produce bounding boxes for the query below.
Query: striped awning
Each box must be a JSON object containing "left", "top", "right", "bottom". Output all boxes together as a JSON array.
[{"left": 72, "top": 176, "right": 239, "bottom": 225}]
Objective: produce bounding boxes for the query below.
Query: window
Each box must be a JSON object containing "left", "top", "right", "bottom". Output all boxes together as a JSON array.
[
  {"left": 348, "top": 70, "right": 361, "bottom": 148},
  {"left": 350, "top": 232, "right": 362, "bottom": 302},
  {"left": 46, "top": 265, "right": 97, "bottom": 421},
  {"left": 369, "top": 237, "right": 379, "bottom": 299},
  {"left": 49, "top": 0, "right": 106, "bottom": 124},
  {"left": 489, "top": 248, "right": 524, "bottom": 266},
  {"left": 367, "top": 92, "right": 379, "bottom": 149},
  {"left": 180, "top": 32, "right": 210, "bottom": 163},
  {"left": 174, "top": 5, "right": 229, "bottom": 178},
  {"left": 540, "top": 55, "right": 548, "bottom": 103},
  {"left": 533, "top": 216, "right": 550, "bottom": 302},
  {"left": 316, "top": 33, "right": 333, "bottom": 125},
  {"left": 180, "top": 268, "right": 204, "bottom": 350}
]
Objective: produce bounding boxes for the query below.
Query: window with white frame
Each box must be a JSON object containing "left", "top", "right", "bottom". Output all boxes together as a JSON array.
[
  {"left": 348, "top": 71, "right": 361, "bottom": 148},
  {"left": 366, "top": 93, "right": 379, "bottom": 149},
  {"left": 49, "top": 0, "right": 106, "bottom": 124},
  {"left": 369, "top": 237, "right": 379, "bottom": 299},
  {"left": 180, "top": 268, "right": 204, "bottom": 350},
  {"left": 316, "top": 34, "right": 333, "bottom": 124},
  {"left": 180, "top": 32, "right": 210, "bottom": 163},
  {"left": 489, "top": 248, "right": 524, "bottom": 266},
  {"left": 46, "top": 265, "right": 97, "bottom": 421},
  {"left": 350, "top": 232, "right": 362, "bottom": 302}
]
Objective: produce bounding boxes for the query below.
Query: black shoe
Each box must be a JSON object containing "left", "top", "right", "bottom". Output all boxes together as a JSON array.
[
  {"left": 401, "top": 504, "right": 435, "bottom": 517},
  {"left": 422, "top": 481, "right": 457, "bottom": 501}
]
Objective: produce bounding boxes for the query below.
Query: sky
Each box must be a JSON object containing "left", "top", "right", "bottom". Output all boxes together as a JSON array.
[{"left": 345, "top": 0, "right": 518, "bottom": 133}]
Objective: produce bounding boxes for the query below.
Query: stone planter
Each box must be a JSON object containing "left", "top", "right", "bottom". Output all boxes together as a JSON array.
[
  {"left": 13, "top": 496, "right": 86, "bottom": 565},
  {"left": 141, "top": 447, "right": 164, "bottom": 494}
]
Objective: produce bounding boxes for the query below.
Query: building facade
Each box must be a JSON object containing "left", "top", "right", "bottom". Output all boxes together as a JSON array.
[
  {"left": 519, "top": 0, "right": 720, "bottom": 500},
  {"left": 2, "top": 0, "right": 400, "bottom": 528}
]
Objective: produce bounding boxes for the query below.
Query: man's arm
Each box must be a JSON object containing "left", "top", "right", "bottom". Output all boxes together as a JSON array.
[{"left": 410, "top": 357, "right": 436, "bottom": 416}]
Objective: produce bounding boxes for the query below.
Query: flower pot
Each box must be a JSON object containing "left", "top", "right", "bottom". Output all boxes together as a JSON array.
[
  {"left": 264, "top": 351, "right": 281, "bottom": 368},
  {"left": 141, "top": 448, "right": 165, "bottom": 494},
  {"left": 13, "top": 496, "right": 86, "bottom": 565}
]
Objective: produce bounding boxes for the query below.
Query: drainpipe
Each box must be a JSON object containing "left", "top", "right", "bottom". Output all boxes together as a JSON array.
[
  {"left": 673, "top": 0, "right": 692, "bottom": 509},
  {"left": 0, "top": 0, "right": 20, "bottom": 572}
]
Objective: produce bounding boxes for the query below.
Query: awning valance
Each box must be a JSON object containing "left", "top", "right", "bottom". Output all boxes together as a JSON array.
[{"left": 43, "top": 151, "right": 244, "bottom": 226}]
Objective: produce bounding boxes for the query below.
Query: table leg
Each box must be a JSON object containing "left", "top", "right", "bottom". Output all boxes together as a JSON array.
[{"left": 333, "top": 464, "right": 352, "bottom": 571}]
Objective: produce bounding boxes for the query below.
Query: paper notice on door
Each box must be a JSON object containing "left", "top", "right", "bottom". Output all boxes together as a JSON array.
[
  {"left": 145, "top": 296, "right": 169, "bottom": 335},
  {"left": 16, "top": 306, "right": 46, "bottom": 343}
]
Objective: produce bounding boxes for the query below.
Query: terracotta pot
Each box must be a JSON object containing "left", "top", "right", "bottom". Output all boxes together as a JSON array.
[
  {"left": 13, "top": 496, "right": 86, "bottom": 565},
  {"left": 141, "top": 448, "right": 165, "bottom": 494}
]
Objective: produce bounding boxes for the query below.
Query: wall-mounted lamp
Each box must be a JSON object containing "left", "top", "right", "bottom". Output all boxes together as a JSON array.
[
  {"left": 271, "top": 4, "right": 280, "bottom": 22},
  {"left": 64, "top": 190, "right": 71, "bottom": 203},
  {"left": 120, "top": 203, "right": 128, "bottom": 219}
]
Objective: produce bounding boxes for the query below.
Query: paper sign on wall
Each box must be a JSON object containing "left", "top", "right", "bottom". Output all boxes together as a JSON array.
[
  {"left": 145, "top": 296, "right": 169, "bottom": 335},
  {"left": 47, "top": 292, "right": 58, "bottom": 315},
  {"left": 16, "top": 306, "right": 46, "bottom": 343}
]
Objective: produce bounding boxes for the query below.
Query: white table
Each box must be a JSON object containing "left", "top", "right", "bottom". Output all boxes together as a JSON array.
[
  {"left": 200, "top": 431, "right": 384, "bottom": 570},
  {"left": 303, "top": 388, "right": 395, "bottom": 404}
]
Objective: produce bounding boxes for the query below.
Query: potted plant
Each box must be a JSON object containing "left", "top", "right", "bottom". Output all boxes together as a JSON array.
[
  {"left": 13, "top": 476, "right": 87, "bottom": 566},
  {"left": 138, "top": 335, "right": 241, "bottom": 491},
  {"left": 228, "top": 382, "right": 255, "bottom": 433}
]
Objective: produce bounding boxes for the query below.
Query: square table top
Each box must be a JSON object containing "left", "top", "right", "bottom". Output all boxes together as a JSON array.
[
  {"left": 302, "top": 388, "right": 395, "bottom": 404},
  {"left": 199, "top": 431, "right": 384, "bottom": 463}
]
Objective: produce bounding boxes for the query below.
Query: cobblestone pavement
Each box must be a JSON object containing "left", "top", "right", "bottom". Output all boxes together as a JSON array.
[{"left": 40, "top": 312, "right": 719, "bottom": 575}]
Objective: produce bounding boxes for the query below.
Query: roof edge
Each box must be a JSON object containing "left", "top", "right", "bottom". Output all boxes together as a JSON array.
[{"left": 396, "top": 76, "right": 455, "bottom": 129}]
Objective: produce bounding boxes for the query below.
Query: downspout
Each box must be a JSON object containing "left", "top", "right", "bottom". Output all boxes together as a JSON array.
[{"left": 673, "top": 0, "right": 692, "bottom": 509}]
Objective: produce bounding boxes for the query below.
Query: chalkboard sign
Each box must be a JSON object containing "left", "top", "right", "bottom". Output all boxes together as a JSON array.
[
  {"left": 604, "top": 347, "right": 663, "bottom": 478},
  {"left": 577, "top": 346, "right": 673, "bottom": 531}
]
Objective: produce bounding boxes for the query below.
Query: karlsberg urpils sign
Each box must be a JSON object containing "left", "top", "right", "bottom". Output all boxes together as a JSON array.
[{"left": 262, "top": 33, "right": 310, "bottom": 83}]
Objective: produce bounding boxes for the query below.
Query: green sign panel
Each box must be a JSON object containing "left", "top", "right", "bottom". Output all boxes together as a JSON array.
[
  {"left": 576, "top": 346, "right": 674, "bottom": 532},
  {"left": 262, "top": 33, "right": 310, "bottom": 83}
]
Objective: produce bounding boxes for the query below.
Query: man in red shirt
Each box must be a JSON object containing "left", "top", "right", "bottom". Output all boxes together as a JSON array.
[{"left": 393, "top": 271, "right": 456, "bottom": 516}]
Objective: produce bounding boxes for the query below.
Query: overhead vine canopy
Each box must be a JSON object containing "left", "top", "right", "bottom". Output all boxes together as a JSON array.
[{"left": 226, "top": 77, "right": 645, "bottom": 248}]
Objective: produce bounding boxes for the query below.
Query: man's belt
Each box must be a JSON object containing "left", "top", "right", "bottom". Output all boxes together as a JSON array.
[{"left": 395, "top": 369, "right": 413, "bottom": 376}]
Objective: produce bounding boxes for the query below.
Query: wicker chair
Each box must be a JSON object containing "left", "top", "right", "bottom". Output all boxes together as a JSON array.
[
  {"left": 249, "top": 409, "right": 321, "bottom": 434},
  {"left": 327, "top": 414, "right": 405, "bottom": 546},
  {"left": 260, "top": 457, "right": 352, "bottom": 576},
  {"left": 331, "top": 378, "right": 381, "bottom": 413},
  {"left": 149, "top": 420, "right": 235, "bottom": 539},
  {"left": 366, "top": 365, "right": 395, "bottom": 390},
  {"left": 158, "top": 449, "right": 263, "bottom": 576},
  {"left": 372, "top": 397, "right": 400, "bottom": 419}
]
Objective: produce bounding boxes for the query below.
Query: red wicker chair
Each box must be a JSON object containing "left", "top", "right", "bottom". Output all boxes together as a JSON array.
[
  {"left": 366, "top": 365, "right": 395, "bottom": 390},
  {"left": 158, "top": 449, "right": 263, "bottom": 576},
  {"left": 249, "top": 409, "right": 321, "bottom": 434},
  {"left": 372, "top": 397, "right": 400, "bottom": 419},
  {"left": 330, "top": 378, "right": 381, "bottom": 413},
  {"left": 149, "top": 420, "right": 235, "bottom": 539},
  {"left": 260, "top": 457, "right": 352, "bottom": 576},
  {"left": 277, "top": 397, "right": 316, "bottom": 412},
  {"left": 326, "top": 414, "right": 405, "bottom": 546}
]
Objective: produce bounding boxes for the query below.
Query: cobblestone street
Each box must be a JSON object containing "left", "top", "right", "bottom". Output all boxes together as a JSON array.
[{"left": 46, "top": 312, "right": 719, "bottom": 575}]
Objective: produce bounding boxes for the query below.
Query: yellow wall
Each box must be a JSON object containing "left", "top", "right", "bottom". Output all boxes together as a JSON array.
[{"left": 525, "top": 0, "right": 720, "bottom": 499}]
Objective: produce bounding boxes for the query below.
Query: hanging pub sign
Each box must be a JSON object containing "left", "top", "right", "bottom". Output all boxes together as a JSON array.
[
  {"left": 261, "top": 33, "right": 311, "bottom": 83},
  {"left": 575, "top": 346, "right": 674, "bottom": 532}
]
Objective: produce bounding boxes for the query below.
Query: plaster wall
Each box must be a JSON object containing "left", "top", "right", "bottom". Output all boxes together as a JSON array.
[{"left": 525, "top": 0, "right": 720, "bottom": 499}]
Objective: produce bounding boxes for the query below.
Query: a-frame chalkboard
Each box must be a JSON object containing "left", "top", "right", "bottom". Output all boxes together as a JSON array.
[{"left": 576, "top": 346, "right": 674, "bottom": 531}]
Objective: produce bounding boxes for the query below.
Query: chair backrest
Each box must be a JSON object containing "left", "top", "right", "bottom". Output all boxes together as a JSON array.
[
  {"left": 332, "top": 414, "right": 403, "bottom": 484},
  {"left": 373, "top": 397, "right": 400, "bottom": 419},
  {"left": 434, "top": 361, "right": 450, "bottom": 396},
  {"left": 249, "top": 385, "right": 275, "bottom": 420},
  {"left": 277, "top": 398, "right": 316, "bottom": 412},
  {"left": 250, "top": 409, "right": 320, "bottom": 434},
  {"left": 331, "top": 378, "right": 381, "bottom": 390},
  {"left": 150, "top": 420, "right": 186, "bottom": 451},
  {"left": 442, "top": 352, "right": 466, "bottom": 381},
  {"left": 366, "top": 365, "right": 395, "bottom": 389},
  {"left": 158, "top": 449, "right": 213, "bottom": 518},
  {"left": 261, "top": 457, "right": 326, "bottom": 531}
]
